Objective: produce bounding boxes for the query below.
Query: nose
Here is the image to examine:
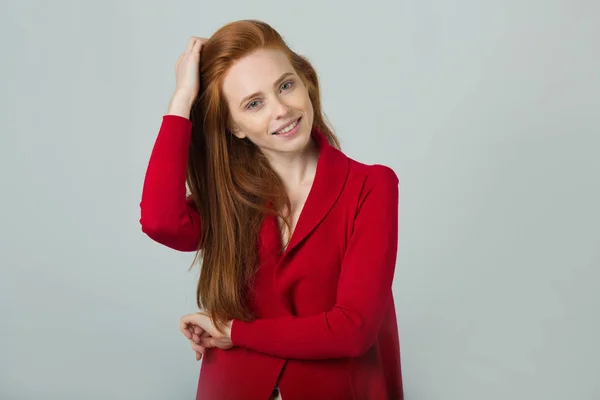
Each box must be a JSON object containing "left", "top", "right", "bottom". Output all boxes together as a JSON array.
[{"left": 272, "top": 97, "right": 291, "bottom": 119}]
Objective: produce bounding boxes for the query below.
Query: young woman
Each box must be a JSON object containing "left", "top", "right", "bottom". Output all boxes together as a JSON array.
[{"left": 140, "top": 19, "right": 403, "bottom": 400}]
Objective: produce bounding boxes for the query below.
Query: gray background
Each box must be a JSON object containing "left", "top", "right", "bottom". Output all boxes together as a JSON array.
[{"left": 1, "top": 0, "right": 598, "bottom": 399}]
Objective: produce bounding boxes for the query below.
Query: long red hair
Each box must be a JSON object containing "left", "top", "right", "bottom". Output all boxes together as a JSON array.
[{"left": 186, "top": 19, "right": 340, "bottom": 329}]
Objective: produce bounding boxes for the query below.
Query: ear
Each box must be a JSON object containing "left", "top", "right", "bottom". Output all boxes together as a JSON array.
[{"left": 229, "top": 125, "right": 247, "bottom": 139}]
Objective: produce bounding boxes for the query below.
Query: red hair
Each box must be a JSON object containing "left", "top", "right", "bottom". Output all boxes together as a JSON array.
[{"left": 187, "top": 19, "right": 340, "bottom": 329}]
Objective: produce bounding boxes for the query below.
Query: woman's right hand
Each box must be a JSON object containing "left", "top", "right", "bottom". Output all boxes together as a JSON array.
[
  {"left": 174, "top": 36, "right": 207, "bottom": 101},
  {"left": 187, "top": 324, "right": 209, "bottom": 361},
  {"left": 168, "top": 36, "right": 208, "bottom": 117}
]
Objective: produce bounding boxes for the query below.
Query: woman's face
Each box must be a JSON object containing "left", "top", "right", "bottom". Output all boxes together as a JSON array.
[{"left": 222, "top": 48, "right": 314, "bottom": 157}]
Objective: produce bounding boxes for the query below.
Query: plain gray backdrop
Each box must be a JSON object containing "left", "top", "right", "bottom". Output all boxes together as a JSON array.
[{"left": 1, "top": 0, "right": 598, "bottom": 399}]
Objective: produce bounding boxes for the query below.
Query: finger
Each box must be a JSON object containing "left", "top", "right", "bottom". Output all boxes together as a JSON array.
[
  {"left": 194, "top": 332, "right": 211, "bottom": 344},
  {"left": 191, "top": 342, "right": 206, "bottom": 354},
  {"left": 192, "top": 38, "right": 203, "bottom": 54},
  {"left": 199, "top": 336, "right": 216, "bottom": 348},
  {"left": 185, "top": 36, "right": 198, "bottom": 53},
  {"left": 180, "top": 316, "right": 193, "bottom": 339},
  {"left": 189, "top": 36, "right": 207, "bottom": 54},
  {"left": 192, "top": 333, "right": 202, "bottom": 344},
  {"left": 196, "top": 351, "right": 202, "bottom": 361},
  {"left": 192, "top": 326, "right": 206, "bottom": 342}
]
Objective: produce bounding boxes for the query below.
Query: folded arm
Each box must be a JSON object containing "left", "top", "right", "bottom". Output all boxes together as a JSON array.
[{"left": 231, "top": 165, "right": 400, "bottom": 359}]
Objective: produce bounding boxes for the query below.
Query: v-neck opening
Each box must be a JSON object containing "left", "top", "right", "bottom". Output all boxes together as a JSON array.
[
  {"left": 277, "top": 175, "right": 317, "bottom": 256},
  {"left": 272, "top": 130, "right": 323, "bottom": 258},
  {"left": 262, "top": 126, "right": 349, "bottom": 262}
]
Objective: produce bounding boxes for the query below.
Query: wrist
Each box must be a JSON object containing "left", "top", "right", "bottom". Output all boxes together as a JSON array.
[
  {"left": 172, "top": 90, "right": 196, "bottom": 106},
  {"left": 167, "top": 90, "right": 196, "bottom": 117}
]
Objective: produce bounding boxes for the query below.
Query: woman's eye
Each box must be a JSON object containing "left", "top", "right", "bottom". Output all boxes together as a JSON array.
[
  {"left": 247, "top": 100, "right": 261, "bottom": 109},
  {"left": 281, "top": 81, "right": 294, "bottom": 91},
  {"left": 245, "top": 82, "right": 294, "bottom": 110}
]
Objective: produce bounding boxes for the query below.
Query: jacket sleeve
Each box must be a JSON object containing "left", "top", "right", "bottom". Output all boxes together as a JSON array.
[
  {"left": 230, "top": 165, "right": 399, "bottom": 359},
  {"left": 139, "top": 115, "right": 202, "bottom": 252}
]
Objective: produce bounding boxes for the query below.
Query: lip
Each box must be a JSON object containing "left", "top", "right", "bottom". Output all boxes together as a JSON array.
[{"left": 272, "top": 117, "right": 300, "bottom": 134}]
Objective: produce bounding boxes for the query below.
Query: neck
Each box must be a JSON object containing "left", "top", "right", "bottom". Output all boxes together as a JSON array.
[{"left": 265, "top": 138, "right": 320, "bottom": 190}]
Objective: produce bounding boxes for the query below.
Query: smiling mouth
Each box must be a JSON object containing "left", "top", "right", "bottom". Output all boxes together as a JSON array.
[{"left": 272, "top": 117, "right": 301, "bottom": 135}]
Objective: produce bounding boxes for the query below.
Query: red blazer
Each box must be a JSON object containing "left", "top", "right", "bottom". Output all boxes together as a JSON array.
[{"left": 140, "top": 115, "right": 404, "bottom": 400}]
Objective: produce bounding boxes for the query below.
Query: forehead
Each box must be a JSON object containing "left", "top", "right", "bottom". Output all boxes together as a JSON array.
[{"left": 222, "top": 49, "right": 295, "bottom": 101}]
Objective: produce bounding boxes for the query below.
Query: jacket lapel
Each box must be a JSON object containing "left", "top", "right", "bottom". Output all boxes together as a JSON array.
[{"left": 279, "top": 127, "right": 349, "bottom": 259}]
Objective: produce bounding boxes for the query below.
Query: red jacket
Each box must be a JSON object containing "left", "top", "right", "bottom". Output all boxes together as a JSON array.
[{"left": 140, "top": 115, "right": 404, "bottom": 399}]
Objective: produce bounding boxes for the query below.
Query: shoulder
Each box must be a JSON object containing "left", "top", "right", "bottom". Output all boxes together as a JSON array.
[
  {"left": 330, "top": 155, "right": 399, "bottom": 212},
  {"left": 322, "top": 144, "right": 399, "bottom": 206},
  {"left": 347, "top": 157, "right": 399, "bottom": 190},
  {"left": 337, "top": 158, "right": 400, "bottom": 223}
]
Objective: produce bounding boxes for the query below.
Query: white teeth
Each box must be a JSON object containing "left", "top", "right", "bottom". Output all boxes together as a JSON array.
[{"left": 275, "top": 119, "right": 298, "bottom": 135}]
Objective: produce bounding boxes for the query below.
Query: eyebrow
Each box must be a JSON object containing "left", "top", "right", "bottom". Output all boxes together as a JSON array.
[{"left": 238, "top": 72, "right": 296, "bottom": 108}]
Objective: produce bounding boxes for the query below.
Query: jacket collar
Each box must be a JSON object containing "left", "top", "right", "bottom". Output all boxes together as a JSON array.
[{"left": 263, "top": 127, "right": 349, "bottom": 259}]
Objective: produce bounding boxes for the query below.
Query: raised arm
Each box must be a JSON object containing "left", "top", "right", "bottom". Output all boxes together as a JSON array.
[
  {"left": 139, "top": 113, "right": 202, "bottom": 251},
  {"left": 139, "top": 37, "right": 207, "bottom": 252}
]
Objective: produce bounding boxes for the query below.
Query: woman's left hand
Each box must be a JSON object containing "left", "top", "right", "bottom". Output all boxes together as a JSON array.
[{"left": 180, "top": 311, "right": 234, "bottom": 350}]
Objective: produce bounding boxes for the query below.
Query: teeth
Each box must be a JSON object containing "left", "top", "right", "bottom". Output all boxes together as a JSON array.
[{"left": 275, "top": 119, "right": 298, "bottom": 135}]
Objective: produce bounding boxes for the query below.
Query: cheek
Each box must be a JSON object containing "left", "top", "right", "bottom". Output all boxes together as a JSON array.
[
  {"left": 306, "top": 97, "right": 314, "bottom": 114},
  {"left": 251, "top": 114, "right": 272, "bottom": 131},
  {"left": 237, "top": 114, "right": 272, "bottom": 139},
  {"left": 301, "top": 89, "right": 313, "bottom": 114},
  {"left": 231, "top": 109, "right": 255, "bottom": 128},
  {"left": 290, "top": 90, "right": 312, "bottom": 113},
  {"left": 302, "top": 95, "right": 314, "bottom": 123}
]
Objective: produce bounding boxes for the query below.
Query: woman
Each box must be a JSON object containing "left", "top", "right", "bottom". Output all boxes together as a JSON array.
[{"left": 140, "top": 19, "right": 403, "bottom": 400}]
